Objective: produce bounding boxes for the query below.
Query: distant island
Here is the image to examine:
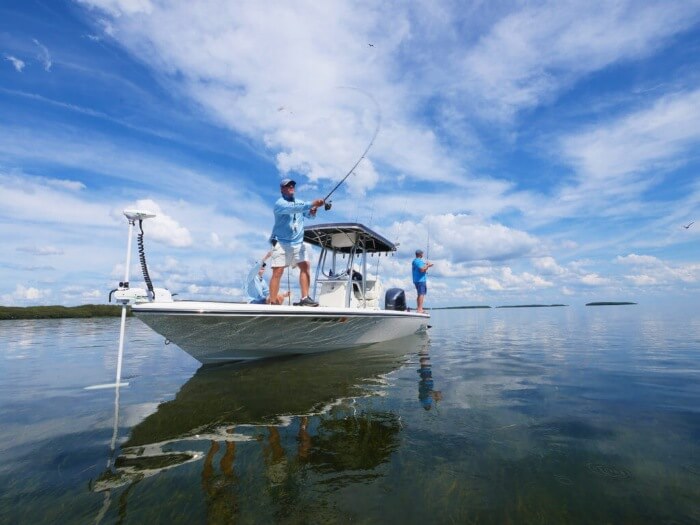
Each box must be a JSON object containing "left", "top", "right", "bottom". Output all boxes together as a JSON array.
[
  {"left": 585, "top": 302, "right": 637, "bottom": 306},
  {"left": 496, "top": 304, "right": 567, "bottom": 308},
  {"left": 428, "top": 305, "right": 492, "bottom": 310},
  {"left": 0, "top": 304, "right": 126, "bottom": 320}
]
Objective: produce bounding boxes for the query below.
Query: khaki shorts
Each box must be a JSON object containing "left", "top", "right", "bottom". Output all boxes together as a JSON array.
[{"left": 270, "top": 242, "right": 308, "bottom": 268}]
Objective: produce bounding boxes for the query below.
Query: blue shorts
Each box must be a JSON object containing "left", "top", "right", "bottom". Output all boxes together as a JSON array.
[{"left": 414, "top": 282, "right": 427, "bottom": 295}]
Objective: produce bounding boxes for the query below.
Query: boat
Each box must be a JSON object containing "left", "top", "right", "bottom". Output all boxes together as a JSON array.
[{"left": 114, "top": 212, "right": 429, "bottom": 363}]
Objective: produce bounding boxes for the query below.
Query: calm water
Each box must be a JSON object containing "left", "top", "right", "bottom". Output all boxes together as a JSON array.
[{"left": 1, "top": 305, "right": 699, "bottom": 524}]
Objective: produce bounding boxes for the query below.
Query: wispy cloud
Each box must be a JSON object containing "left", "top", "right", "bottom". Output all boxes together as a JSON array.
[
  {"left": 561, "top": 89, "right": 700, "bottom": 187},
  {"left": 32, "top": 38, "right": 52, "bottom": 71},
  {"left": 4, "top": 54, "right": 25, "bottom": 72},
  {"left": 16, "top": 246, "right": 64, "bottom": 256},
  {"left": 459, "top": 1, "right": 700, "bottom": 121}
]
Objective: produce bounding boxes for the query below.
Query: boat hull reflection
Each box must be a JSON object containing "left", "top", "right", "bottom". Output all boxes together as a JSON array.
[{"left": 106, "top": 334, "right": 426, "bottom": 484}]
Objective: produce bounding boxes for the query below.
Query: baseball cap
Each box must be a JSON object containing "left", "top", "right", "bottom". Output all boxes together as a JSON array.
[{"left": 280, "top": 178, "right": 296, "bottom": 187}]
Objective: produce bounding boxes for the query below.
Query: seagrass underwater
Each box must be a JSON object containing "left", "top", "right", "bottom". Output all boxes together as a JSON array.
[{"left": 1, "top": 304, "right": 699, "bottom": 523}]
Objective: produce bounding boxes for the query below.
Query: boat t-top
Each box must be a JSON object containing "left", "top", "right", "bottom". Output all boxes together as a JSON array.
[{"left": 112, "top": 210, "right": 429, "bottom": 363}]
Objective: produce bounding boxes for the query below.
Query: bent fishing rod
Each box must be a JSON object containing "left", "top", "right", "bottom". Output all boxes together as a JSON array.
[{"left": 322, "top": 90, "right": 381, "bottom": 210}]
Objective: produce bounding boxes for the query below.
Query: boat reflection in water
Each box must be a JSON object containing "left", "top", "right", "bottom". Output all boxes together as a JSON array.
[{"left": 92, "top": 334, "right": 428, "bottom": 514}]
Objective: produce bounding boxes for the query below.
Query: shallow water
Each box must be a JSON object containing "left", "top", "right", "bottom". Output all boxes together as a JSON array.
[{"left": 1, "top": 305, "right": 699, "bottom": 524}]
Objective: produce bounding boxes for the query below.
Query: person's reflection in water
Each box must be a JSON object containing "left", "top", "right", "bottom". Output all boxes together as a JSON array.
[
  {"left": 297, "top": 416, "right": 312, "bottom": 463},
  {"left": 201, "top": 433, "right": 238, "bottom": 521},
  {"left": 418, "top": 346, "right": 442, "bottom": 410},
  {"left": 263, "top": 426, "right": 289, "bottom": 486}
]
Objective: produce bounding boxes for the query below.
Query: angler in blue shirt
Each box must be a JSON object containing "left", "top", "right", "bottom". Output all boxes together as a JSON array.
[
  {"left": 412, "top": 249, "right": 433, "bottom": 313},
  {"left": 269, "top": 178, "right": 326, "bottom": 306},
  {"left": 246, "top": 255, "right": 290, "bottom": 304}
]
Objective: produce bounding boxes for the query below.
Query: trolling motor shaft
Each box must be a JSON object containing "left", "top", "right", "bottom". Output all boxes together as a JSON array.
[{"left": 109, "top": 209, "right": 171, "bottom": 305}]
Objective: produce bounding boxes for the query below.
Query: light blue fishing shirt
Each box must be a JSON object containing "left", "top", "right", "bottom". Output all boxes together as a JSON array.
[
  {"left": 245, "top": 261, "right": 269, "bottom": 302},
  {"left": 270, "top": 197, "right": 315, "bottom": 245}
]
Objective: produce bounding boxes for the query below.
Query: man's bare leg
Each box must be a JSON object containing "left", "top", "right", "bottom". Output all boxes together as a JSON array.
[
  {"left": 269, "top": 267, "right": 286, "bottom": 305},
  {"left": 297, "top": 261, "right": 311, "bottom": 298},
  {"left": 417, "top": 294, "right": 425, "bottom": 313}
]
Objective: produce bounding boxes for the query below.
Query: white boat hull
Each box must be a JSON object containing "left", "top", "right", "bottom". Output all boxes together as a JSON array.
[{"left": 132, "top": 301, "right": 430, "bottom": 363}]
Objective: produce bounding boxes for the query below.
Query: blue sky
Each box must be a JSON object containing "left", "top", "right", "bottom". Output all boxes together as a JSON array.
[{"left": 1, "top": 0, "right": 699, "bottom": 307}]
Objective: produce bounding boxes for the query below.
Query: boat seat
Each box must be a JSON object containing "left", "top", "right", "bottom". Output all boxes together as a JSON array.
[{"left": 353, "top": 279, "right": 379, "bottom": 301}]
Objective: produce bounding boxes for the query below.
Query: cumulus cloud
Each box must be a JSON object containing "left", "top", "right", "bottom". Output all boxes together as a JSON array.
[
  {"left": 532, "top": 256, "right": 566, "bottom": 275},
  {"left": 4, "top": 55, "right": 25, "bottom": 72},
  {"left": 121, "top": 199, "right": 193, "bottom": 247},
  {"left": 580, "top": 273, "right": 610, "bottom": 286},
  {"left": 423, "top": 214, "right": 539, "bottom": 262},
  {"left": 616, "top": 252, "right": 700, "bottom": 285},
  {"left": 1, "top": 284, "right": 51, "bottom": 304},
  {"left": 479, "top": 267, "right": 553, "bottom": 292}
]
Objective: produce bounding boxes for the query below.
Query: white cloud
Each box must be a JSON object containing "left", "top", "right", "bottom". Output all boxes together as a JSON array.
[
  {"left": 209, "top": 232, "right": 222, "bottom": 248},
  {"left": 460, "top": 1, "right": 700, "bottom": 121},
  {"left": 532, "top": 256, "right": 566, "bottom": 275},
  {"left": 0, "top": 173, "right": 112, "bottom": 226},
  {"left": 424, "top": 214, "right": 539, "bottom": 262},
  {"left": 16, "top": 246, "right": 64, "bottom": 256},
  {"left": 4, "top": 55, "right": 25, "bottom": 72},
  {"left": 561, "top": 90, "right": 700, "bottom": 186},
  {"left": 580, "top": 273, "right": 610, "bottom": 286},
  {"left": 32, "top": 39, "right": 52, "bottom": 71},
  {"left": 616, "top": 253, "right": 700, "bottom": 285},
  {"left": 625, "top": 274, "right": 658, "bottom": 286},
  {"left": 1, "top": 284, "right": 52, "bottom": 305},
  {"left": 46, "top": 179, "right": 86, "bottom": 191},
  {"left": 479, "top": 267, "right": 553, "bottom": 292},
  {"left": 72, "top": 0, "right": 471, "bottom": 193},
  {"left": 121, "top": 199, "right": 192, "bottom": 248},
  {"left": 616, "top": 254, "right": 662, "bottom": 266},
  {"left": 78, "top": 0, "right": 154, "bottom": 15}
]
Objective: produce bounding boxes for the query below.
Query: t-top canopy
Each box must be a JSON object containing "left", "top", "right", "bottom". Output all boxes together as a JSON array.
[{"left": 304, "top": 223, "right": 397, "bottom": 254}]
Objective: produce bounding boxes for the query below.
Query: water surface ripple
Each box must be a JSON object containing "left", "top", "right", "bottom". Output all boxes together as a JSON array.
[{"left": 1, "top": 305, "right": 699, "bottom": 524}]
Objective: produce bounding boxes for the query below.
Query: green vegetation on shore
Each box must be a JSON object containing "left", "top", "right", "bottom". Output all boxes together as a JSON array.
[
  {"left": 0, "top": 304, "right": 127, "bottom": 320},
  {"left": 586, "top": 302, "right": 637, "bottom": 306}
]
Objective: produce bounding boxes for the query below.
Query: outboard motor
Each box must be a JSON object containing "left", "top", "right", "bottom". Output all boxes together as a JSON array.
[{"left": 384, "top": 288, "right": 407, "bottom": 311}]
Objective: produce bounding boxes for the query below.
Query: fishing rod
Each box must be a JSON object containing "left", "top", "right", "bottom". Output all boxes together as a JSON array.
[
  {"left": 426, "top": 228, "right": 431, "bottom": 261},
  {"left": 322, "top": 89, "right": 381, "bottom": 210}
]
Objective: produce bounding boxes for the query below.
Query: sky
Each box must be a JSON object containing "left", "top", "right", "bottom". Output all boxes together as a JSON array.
[{"left": 1, "top": 0, "right": 699, "bottom": 308}]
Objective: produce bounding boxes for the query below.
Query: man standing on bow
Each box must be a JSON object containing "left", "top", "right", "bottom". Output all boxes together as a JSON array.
[
  {"left": 269, "top": 178, "right": 325, "bottom": 306},
  {"left": 412, "top": 249, "right": 433, "bottom": 313}
]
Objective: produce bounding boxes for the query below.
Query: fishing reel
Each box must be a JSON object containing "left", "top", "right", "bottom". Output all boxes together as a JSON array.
[{"left": 324, "top": 200, "right": 332, "bottom": 211}]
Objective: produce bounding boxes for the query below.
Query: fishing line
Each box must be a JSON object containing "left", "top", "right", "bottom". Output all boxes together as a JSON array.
[{"left": 322, "top": 87, "right": 381, "bottom": 209}]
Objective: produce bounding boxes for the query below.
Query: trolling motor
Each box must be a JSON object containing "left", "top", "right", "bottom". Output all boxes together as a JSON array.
[{"left": 109, "top": 209, "right": 172, "bottom": 305}]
